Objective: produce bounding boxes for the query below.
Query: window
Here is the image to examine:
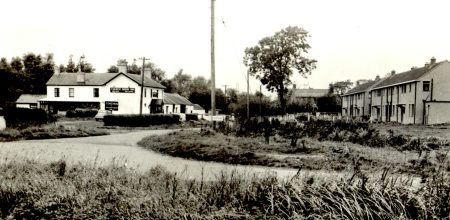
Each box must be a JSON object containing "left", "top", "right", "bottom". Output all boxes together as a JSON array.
[
  {"left": 152, "top": 90, "right": 158, "bottom": 98},
  {"left": 409, "top": 84, "right": 411, "bottom": 93},
  {"left": 69, "top": 88, "right": 74, "bottom": 97},
  {"left": 93, "top": 88, "right": 99, "bottom": 97},
  {"left": 423, "top": 81, "right": 430, "bottom": 91},
  {"left": 377, "top": 90, "right": 382, "bottom": 97},
  {"left": 144, "top": 88, "right": 147, "bottom": 97},
  {"left": 54, "top": 88, "right": 60, "bottom": 97},
  {"left": 400, "top": 85, "right": 407, "bottom": 93}
]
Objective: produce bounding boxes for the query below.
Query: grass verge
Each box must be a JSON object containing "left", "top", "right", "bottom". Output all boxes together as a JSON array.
[
  {"left": 0, "top": 125, "right": 109, "bottom": 142},
  {"left": 0, "top": 160, "right": 447, "bottom": 219}
]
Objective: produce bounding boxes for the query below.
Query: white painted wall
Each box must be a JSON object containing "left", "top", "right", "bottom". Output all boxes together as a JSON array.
[{"left": 46, "top": 74, "right": 164, "bottom": 115}]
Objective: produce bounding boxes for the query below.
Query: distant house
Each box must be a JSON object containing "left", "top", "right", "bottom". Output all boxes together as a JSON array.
[
  {"left": 287, "top": 87, "right": 328, "bottom": 111},
  {"left": 341, "top": 76, "right": 385, "bottom": 117},
  {"left": 16, "top": 94, "right": 46, "bottom": 109},
  {"left": 41, "top": 66, "right": 165, "bottom": 115},
  {"left": 163, "top": 93, "right": 194, "bottom": 115}
]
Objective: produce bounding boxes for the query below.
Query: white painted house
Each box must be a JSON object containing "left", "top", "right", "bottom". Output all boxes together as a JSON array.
[{"left": 41, "top": 71, "right": 165, "bottom": 115}]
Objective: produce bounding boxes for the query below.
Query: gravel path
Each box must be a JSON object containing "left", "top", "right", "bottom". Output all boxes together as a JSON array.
[{"left": 0, "top": 129, "right": 301, "bottom": 180}]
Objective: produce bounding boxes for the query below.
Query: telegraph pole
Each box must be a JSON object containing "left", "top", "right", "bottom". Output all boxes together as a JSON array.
[
  {"left": 211, "top": 0, "right": 216, "bottom": 124},
  {"left": 139, "top": 57, "right": 150, "bottom": 115},
  {"left": 247, "top": 70, "right": 250, "bottom": 118}
]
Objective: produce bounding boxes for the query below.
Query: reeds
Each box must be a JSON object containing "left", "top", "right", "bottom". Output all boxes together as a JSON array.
[{"left": 0, "top": 158, "right": 447, "bottom": 219}]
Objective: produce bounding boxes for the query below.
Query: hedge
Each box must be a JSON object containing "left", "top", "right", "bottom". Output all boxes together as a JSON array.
[
  {"left": 3, "top": 108, "right": 56, "bottom": 128},
  {"left": 66, "top": 109, "right": 98, "bottom": 118},
  {"left": 103, "top": 114, "right": 180, "bottom": 127},
  {"left": 185, "top": 114, "right": 199, "bottom": 121}
]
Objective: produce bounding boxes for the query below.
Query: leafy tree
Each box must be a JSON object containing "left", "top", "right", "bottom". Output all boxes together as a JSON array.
[
  {"left": 329, "top": 80, "right": 353, "bottom": 95},
  {"left": 243, "top": 26, "right": 317, "bottom": 114},
  {"left": 107, "top": 65, "right": 119, "bottom": 73},
  {"left": 65, "top": 55, "right": 77, "bottom": 73},
  {"left": 143, "top": 62, "right": 166, "bottom": 82},
  {"left": 172, "top": 69, "right": 192, "bottom": 98},
  {"left": 58, "top": 64, "right": 66, "bottom": 73}
]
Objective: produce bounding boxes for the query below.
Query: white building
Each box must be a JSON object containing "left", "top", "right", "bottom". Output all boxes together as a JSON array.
[
  {"left": 41, "top": 71, "right": 165, "bottom": 115},
  {"left": 163, "top": 93, "right": 194, "bottom": 120},
  {"left": 15, "top": 94, "right": 46, "bottom": 109}
]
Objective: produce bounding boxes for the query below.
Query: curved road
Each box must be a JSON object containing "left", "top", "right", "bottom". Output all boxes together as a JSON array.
[{"left": 0, "top": 129, "right": 301, "bottom": 180}]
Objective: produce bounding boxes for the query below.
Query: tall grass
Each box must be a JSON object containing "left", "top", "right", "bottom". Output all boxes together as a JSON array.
[{"left": 0, "top": 159, "right": 447, "bottom": 219}]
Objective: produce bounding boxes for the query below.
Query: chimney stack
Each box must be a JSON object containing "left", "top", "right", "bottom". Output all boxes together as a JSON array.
[
  {"left": 430, "top": 57, "right": 436, "bottom": 65},
  {"left": 117, "top": 60, "right": 128, "bottom": 74},
  {"left": 391, "top": 70, "right": 396, "bottom": 76},
  {"left": 54, "top": 65, "right": 60, "bottom": 75},
  {"left": 143, "top": 67, "right": 151, "bottom": 80},
  {"left": 411, "top": 66, "right": 416, "bottom": 70},
  {"left": 424, "top": 62, "right": 429, "bottom": 68},
  {"left": 375, "top": 75, "right": 380, "bottom": 81}
]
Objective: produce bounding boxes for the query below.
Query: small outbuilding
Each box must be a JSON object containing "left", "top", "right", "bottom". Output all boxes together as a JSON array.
[{"left": 15, "top": 94, "right": 47, "bottom": 109}]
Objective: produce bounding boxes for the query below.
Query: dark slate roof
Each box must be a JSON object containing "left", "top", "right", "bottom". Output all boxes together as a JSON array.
[
  {"left": 164, "top": 93, "right": 193, "bottom": 105},
  {"left": 16, "top": 94, "right": 46, "bottom": 103},
  {"left": 46, "top": 72, "right": 165, "bottom": 89},
  {"left": 193, "top": 104, "right": 205, "bottom": 110},
  {"left": 373, "top": 62, "right": 444, "bottom": 89},
  {"left": 345, "top": 80, "right": 380, "bottom": 96},
  {"left": 291, "top": 88, "right": 328, "bottom": 98}
]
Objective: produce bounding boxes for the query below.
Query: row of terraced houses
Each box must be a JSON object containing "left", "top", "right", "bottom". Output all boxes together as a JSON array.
[{"left": 342, "top": 57, "right": 450, "bottom": 125}]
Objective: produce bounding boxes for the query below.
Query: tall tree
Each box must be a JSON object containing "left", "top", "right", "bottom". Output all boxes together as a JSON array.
[
  {"left": 172, "top": 69, "right": 192, "bottom": 98},
  {"left": 243, "top": 26, "right": 317, "bottom": 114},
  {"left": 107, "top": 65, "right": 119, "bottom": 73},
  {"left": 65, "top": 55, "right": 77, "bottom": 73},
  {"left": 329, "top": 80, "right": 353, "bottom": 95}
]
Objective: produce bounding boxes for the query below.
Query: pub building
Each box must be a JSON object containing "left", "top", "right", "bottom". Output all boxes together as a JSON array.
[{"left": 40, "top": 63, "right": 165, "bottom": 115}]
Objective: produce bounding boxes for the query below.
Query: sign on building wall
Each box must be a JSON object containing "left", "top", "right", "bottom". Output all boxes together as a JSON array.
[
  {"left": 105, "top": 101, "right": 119, "bottom": 111},
  {"left": 110, "top": 87, "right": 135, "bottom": 93}
]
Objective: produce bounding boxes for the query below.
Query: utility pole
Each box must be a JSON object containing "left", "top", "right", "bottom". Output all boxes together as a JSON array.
[
  {"left": 259, "top": 84, "right": 262, "bottom": 116},
  {"left": 211, "top": 0, "right": 216, "bottom": 124},
  {"left": 139, "top": 57, "right": 150, "bottom": 115},
  {"left": 247, "top": 70, "right": 250, "bottom": 118}
]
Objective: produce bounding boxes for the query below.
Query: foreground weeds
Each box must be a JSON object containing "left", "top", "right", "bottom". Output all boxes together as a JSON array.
[{"left": 0, "top": 160, "right": 447, "bottom": 219}]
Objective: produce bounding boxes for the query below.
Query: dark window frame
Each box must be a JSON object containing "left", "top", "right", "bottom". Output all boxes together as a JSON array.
[
  {"left": 93, "top": 88, "right": 99, "bottom": 98},
  {"left": 423, "top": 81, "right": 430, "bottom": 92},
  {"left": 54, "top": 88, "right": 60, "bottom": 97},
  {"left": 69, "top": 88, "right": 75, "bottom": 98}
]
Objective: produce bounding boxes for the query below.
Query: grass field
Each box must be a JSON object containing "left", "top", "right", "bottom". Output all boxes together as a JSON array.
[{"left": 0, "top": 158, "right": 447, "bottom": 219}]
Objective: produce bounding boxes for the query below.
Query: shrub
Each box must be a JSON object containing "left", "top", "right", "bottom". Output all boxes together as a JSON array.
[
  {"left": 103, "top": 114, "right": 180, "bottom": 127},
  {"left": 3, "top": 108, "right": 56, "bottom": 129},
  {"left": 65, "top": 108, "right": 98, "bottom": 118},
  {"left": 185, "top": 114, "right": 198, "bottom": 121}
]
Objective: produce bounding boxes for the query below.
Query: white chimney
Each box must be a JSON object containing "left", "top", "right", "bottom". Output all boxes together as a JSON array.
[
  {"left": 77, "top": 72, "right": 85, "bottom": 84},
  {"left": 54, "top": 65, "right": 60, "bottom": 75},
  {"left": 117, "top": 60, "right": 128, "bottom": 74},
  {"left": 430, "top": 57, "right": 436, "bottom": 65},
  {"left": 143, "top": 67, "right": 151, "bottom": 80}
]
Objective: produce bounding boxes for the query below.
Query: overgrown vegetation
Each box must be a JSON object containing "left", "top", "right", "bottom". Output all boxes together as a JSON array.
[
  {"left": 103, "top": 114, "right": 180, "bottom": 127},
  {"left": 65, "top": 108, "right": 98, "bottom": 118},
  {"left": 0, "top": 124, "right": 109, "bottom": 142},
  {"left": 0, "top": 160, "right": 447, "bottom": 219},
  {"left": 3, "top": 108, "right": 56, "bottom": 129}
]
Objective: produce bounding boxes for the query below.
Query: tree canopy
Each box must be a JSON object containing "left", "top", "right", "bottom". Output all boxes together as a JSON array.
[
  {"left": 243, "top": 26, "right": 317, "bottom": 114},
  {"left": 329, "top": 80, "right": 353, "bottom": 95}
]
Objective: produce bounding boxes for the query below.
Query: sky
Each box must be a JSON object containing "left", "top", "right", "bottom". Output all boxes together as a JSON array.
[{"left": 1, "top": 0, "right": 450, "bottom": 95}]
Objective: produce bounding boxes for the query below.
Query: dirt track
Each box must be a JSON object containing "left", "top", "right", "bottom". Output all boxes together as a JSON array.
[{"left": 0, "top": 129, "right": 303, "bottom": 180}]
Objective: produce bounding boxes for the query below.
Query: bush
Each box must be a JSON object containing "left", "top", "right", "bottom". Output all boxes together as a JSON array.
[
  {"left": 185, "top": 114, "right": 198, "bottom": 121},
  {"left": 65, "top": 108, "right": 98, "bottom": 118},
  {"left": 103, "top": 114, "right": 180, "bottom": 127},
  {"left": 3, "top": 108, "right": 56, "bottom": 129}
]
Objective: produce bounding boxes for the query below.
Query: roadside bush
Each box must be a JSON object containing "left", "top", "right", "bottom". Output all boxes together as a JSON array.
[
  {"left": 65, "top": 108, "right": 98, "bottom": 118},
  {"left": 3, "top": 108, "right": 56, "bottom": 129},
  {"left": 185, "top": 114, "right": 198, "bottom": 121},
  {"left": 103, "top": 114, "right": 180, "bottom": 127}
]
